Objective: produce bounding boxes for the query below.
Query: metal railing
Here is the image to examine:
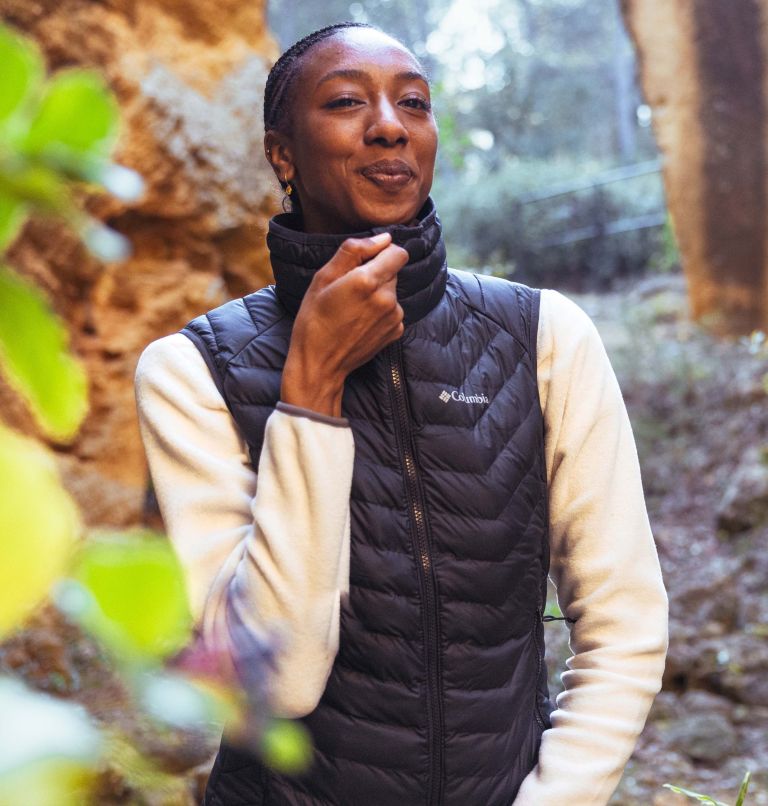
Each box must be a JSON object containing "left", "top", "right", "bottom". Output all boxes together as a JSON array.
[{"left": 516, "top": 158, "right": 666, "bottom": 251}]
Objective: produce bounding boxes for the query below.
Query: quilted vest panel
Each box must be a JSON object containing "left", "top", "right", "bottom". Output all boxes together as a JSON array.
[{"left": 183, "top": 269, "right": 552, "bottom": 806}]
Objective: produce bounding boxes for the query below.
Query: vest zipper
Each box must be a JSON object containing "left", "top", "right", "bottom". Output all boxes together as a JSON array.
[
  {"left": 385, "top": 340, "right": 445, "bottom": 806},
  {"left": 533, "top": 607, "right": 546, "bottom": 729}
]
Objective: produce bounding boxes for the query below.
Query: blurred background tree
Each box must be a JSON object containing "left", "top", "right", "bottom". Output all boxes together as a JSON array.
[{"left": 622, "top": 0, "right": 767, "bottom": 335}]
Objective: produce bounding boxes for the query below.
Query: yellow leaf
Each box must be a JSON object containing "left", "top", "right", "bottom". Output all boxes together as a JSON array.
[{"left": 0, "top": 425, "right": 80, "bottom": 638}]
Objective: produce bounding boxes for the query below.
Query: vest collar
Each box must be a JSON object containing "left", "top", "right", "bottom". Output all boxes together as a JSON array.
[{"left": 267, "top": 196, "right": 448, "bottom": 326}]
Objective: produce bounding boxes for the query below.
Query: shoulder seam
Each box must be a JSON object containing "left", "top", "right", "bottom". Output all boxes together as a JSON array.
[
  {"left": 207, "top": 312, "right": 222, "bottom": 361},
  {"left": 179, "top": 326, "right": 228, "bottom": 404},
  {"left": 473, "top": 272, "right": 487, "bottom": 311},
  {"left": 529, "top": 287, "right": 541, "bottom": 372}
]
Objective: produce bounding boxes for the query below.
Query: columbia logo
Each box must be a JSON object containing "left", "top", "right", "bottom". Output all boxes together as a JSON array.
[{"left": 439, "top": 389, "right": 490, "bottom": 405}]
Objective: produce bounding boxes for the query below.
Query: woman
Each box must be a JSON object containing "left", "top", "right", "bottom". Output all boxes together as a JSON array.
[{"left": 135, "top": 21, "right": 668, "bottom": 806}]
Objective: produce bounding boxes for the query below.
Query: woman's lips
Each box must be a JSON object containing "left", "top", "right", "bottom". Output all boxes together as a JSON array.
[{"left": 360, "top": 160, "right": 414, "bottom": 190}]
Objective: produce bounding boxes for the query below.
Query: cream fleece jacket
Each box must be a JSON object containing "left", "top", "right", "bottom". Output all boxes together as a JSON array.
[{"left": 134, "top": 286, "right": 668, "bottom": 806}]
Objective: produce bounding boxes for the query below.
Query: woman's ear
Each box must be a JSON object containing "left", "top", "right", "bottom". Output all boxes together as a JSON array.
[{"left": 264, "top": 131, "right": 295, "bottom": 186}]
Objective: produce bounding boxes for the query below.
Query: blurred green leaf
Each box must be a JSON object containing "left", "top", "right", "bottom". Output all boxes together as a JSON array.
[
  {"left": 0, "top": 425, "right": 80, "bottom": 638},
  {"left": 0, "top": 760, "right": 94, "bottom": 806},
  {"left": 138, "top": 670, "right": 234, "bottom": 730},
  {"left": 0, "top": 674, "right": 99, "bottom": 805},
  {"left": 260, "top": 719, "right": 312, "bottom": 774},
  {"left": 0, "top": 25, "right": 43, "bottom": 129},
  {"left": 37, "top": 145, "right": 145, "bottom": 202},
  {"left": 81, "top": 219, "right": 131, "bottom": 262},
  {"left": 96, "top": 162, "right": 145, "bottom": 202},
  {"left": 0, "top": 190, "right": 26, "bottom": 251},
  {"left": 0, "top": 157, "right": 71, "bottom": 217},
  {"left": 0, "top": 265, "right": 88, "bottom": 441},
  {"left": 0, "top": 677, "right": 102, "bottom": 806},
  {"left": 100, "top": 729, "right": 194, "bottom": 801},
  {"left": 70, "top": 529, "right": 192, "bottom": 662},
  {"left": 0, "top": 762, "right": 93, "bottom": 806},
  {"left": 21, "top": 69, "right": 119, "bottom": 157},
  {"left": 662, "top": 783, "right": 728, "bottom": 806},
  {"left": 0, "top": 676, "right": 101, "bottom": 773},
  {"left": 735, "top": 771, "right": 751, "bottom": 806}
]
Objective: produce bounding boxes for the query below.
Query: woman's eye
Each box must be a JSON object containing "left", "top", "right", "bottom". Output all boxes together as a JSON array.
[
  {"left": 401, "top": 97, "right": 432, "bottom": 111},
  {"left": 326, "top": 97, "right": 363, "bottom": 109}
]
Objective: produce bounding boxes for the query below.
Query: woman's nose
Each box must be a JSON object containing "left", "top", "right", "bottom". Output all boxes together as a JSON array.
[{"left": 364, "top": 97, "right": 409, "bottom": 146}]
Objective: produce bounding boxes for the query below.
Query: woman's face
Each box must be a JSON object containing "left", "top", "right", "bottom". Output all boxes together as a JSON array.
[{"left": 268, "top": 28, "right": 438, "bottom": 234}]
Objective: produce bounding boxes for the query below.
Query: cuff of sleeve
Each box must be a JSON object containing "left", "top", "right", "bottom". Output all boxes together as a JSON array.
[{"left": 276, "top": 401, "right": 350, "bottom": 428}]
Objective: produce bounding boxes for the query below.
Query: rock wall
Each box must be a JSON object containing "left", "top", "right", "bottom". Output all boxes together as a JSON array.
[
  {"left": 620, "top": 0, "right": 767, "bottom": 337},
  {"left": 0, "top": 0, "right": 279, "bottom": 525}
]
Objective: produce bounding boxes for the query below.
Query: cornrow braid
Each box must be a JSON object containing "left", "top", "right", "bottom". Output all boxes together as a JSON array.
[{"left": 263, "top": 21, "right": 376, "bottom": 135}]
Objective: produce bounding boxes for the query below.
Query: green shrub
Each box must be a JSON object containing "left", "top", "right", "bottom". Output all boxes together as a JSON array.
[{"left": 434, "top": 157, "right": 678, "bottom": 290}]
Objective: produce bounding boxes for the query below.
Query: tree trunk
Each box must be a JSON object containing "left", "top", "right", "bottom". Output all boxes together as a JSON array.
[
  {"left": 0, "top": 0, "right": 278, "bottom": 526},
  {"left": 620, "top": 0, "right": 766, "bottom": 337}
]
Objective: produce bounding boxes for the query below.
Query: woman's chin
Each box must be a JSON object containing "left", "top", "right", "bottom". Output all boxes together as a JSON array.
[
  {"left": 300, "top": 192, "right": 430, "bottom": 234},
  {"left": 354, "top": 197, "right": 428, "bottom": 231}
]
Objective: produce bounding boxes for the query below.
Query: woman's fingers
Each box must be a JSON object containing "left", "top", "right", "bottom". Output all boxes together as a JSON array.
[
  {"left": 320, "top": 233, "right": 393, "bottom": 283},
  {"left": 357, "top": 243, "right": 409, "bottom": 289},
  {"left": 316, "top": 235, "right": 407, "bottom": 300},
  {"left": 287, "top": 232, "right": 408, "bottom": 397}
]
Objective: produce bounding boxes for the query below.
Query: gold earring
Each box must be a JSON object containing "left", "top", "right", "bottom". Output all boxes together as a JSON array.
[{"left": 285, "top": 180, "right": 293, "bottom": 196}]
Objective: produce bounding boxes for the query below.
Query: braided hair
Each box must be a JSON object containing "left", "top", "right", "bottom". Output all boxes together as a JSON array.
[
  {"left": 263, "top": 22, "right": 377, "bottom": 213},
  {"left": 264, "top": 21, "right": 376, "bottom": 135}
]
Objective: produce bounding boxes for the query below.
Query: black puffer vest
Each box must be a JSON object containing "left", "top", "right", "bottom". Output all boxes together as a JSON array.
[{"left": 183, "top": 198, "right": 553, "bottom": 806}]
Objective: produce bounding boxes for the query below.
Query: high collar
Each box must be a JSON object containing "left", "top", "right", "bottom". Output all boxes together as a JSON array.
[{"left": 267, "top": 196, "right": 448, "bottom": 326}]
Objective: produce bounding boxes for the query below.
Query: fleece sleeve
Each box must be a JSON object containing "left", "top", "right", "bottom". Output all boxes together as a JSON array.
[
  {"left": 513, "top": 289, "right": 669, "bottom": 806},
  {"left": 134, "top": 332, "right": 353, "bottom": 717}
]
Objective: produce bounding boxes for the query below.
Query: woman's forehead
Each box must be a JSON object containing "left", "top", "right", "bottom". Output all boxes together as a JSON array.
[{"left": 301, "top": 28, "right": 425, "bottom": 86}]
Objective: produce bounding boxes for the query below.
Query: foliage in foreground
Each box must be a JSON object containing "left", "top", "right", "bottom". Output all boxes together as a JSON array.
[
  {"left": 0, "top": 23, "right": 307, "bottom": 804},
  {"left": 664, "top": 770, "right": 752, "bottom": 806}
]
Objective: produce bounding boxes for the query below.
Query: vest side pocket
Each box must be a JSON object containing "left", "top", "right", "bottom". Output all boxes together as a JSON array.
[{"left": 514, "top": 705, "right": 547, "bottom": 800}]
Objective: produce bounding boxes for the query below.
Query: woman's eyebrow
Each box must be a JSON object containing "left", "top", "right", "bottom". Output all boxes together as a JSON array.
[{"left": 315, "top": 68, "right": 429, "bottom": 88}]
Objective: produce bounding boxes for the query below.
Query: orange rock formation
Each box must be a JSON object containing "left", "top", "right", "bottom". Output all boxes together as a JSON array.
[{"left": 0, "top": 0, "right": 278, "bottom": 525}]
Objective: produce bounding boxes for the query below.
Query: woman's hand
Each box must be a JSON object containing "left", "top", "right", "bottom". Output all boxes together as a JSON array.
[{"left": 281, "top": 232, "right": 408, "bottom": 417}]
